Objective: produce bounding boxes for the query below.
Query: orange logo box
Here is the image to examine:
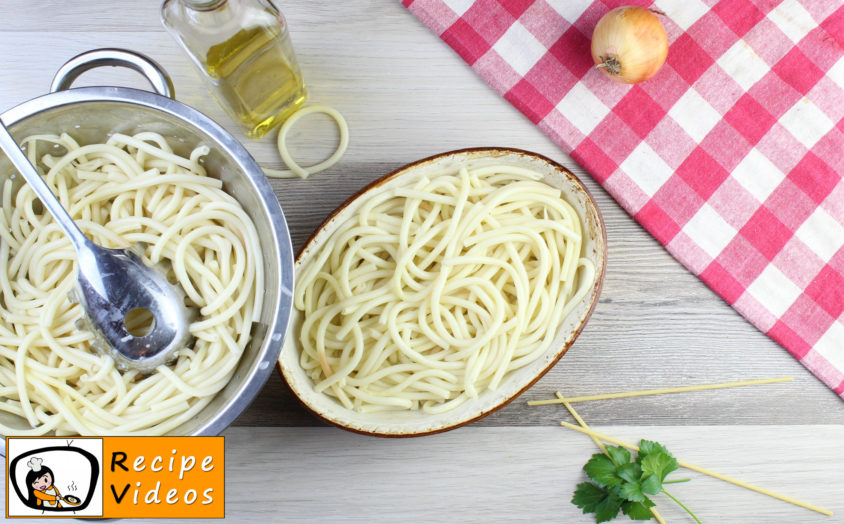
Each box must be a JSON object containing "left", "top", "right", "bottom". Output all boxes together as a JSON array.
[
  {"left": 104, "top": 437, "right": 224, "bottom": 519},
  {"left": 6, "top": 436, "right": 224, "bottom": 519}
]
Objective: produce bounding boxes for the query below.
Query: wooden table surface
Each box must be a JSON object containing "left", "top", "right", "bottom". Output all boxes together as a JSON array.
[{"left": 1, "top": 1, "right": 842, "bottom": 522}]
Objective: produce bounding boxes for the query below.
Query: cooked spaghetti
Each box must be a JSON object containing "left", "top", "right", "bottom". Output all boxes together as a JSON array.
[
  {"left": 0, "top": 131, "right": 262, "bottom": 435},
  {"left": 295, "top": 164, "right": 595, "bottom": 414}
]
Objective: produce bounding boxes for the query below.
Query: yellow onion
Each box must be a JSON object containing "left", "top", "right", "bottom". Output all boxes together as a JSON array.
[{"left": 591, "top": 6, "right": 669, "bottom": 84}]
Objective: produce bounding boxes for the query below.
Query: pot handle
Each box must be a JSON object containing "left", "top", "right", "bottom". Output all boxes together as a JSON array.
[{"left": 50, "top": 48, "right": 176, "bottom": 100}]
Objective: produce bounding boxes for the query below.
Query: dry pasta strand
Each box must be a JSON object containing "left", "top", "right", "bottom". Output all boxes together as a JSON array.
[{"left": 527, "top": 377, "right": 794, "bottom": 406}]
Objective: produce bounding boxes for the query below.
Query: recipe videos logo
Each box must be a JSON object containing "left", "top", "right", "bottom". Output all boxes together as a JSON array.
[{"left": 6, "top": 436, "right": 224, "bottom": 519}]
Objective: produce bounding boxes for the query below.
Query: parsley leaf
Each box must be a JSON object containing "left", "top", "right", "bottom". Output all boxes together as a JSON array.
[
  {"left": 637, "top": 440, "right": 672, "bottom": 461},
  {"left": 584, "top": 454, "right": 623, "bottom": 487},
  {"left": 618, "top": 481, "right": 647, "bottom": 503},
  {"left": 572, "top": 482, "right": 623, "bottom": 523},
  {"left": 616, "top": 463, "right": 642, "bottom": 484},
  {"left": 594, "top": 489, "right": 623, "bottom": 523},
  {"left": 607, "top": 445, "right": 631, "bottom": 466},
  {"left": 640, "top": 474, "right": 662, "bottom": 496},
  {"left": 640, "top": 452, "right": 678, "bottom": 483},
  {"left": 621, "top": 500, "right": 654, "bottom": 520},
  {"left": 573, "top": 482, "right": 608, "bottom": 513},
  {"left": 572, "top": 439, "right": 699, "bottom": 523}
]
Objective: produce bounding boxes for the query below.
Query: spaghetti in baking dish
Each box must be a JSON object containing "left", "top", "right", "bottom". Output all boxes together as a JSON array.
[{"left": 294, "top": 163, "right": 595, "bottom": 414}]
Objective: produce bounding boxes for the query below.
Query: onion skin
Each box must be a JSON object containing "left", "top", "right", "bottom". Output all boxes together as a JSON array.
[{"left": 591, "top": 6, "right": 669, "bottom": 84}]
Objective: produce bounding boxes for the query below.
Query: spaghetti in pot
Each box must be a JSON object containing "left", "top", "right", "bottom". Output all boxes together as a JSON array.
[
  {"left": 0, "top": 131, "right": 263, "bottom": 435},
  {"left": 295, "top": 164, "right": 595, "bottom": 414}
]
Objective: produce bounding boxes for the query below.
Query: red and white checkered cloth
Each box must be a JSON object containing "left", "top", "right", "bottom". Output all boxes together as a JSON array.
[{"left": 403, "top": 0, "right": 844, "bottom": 396}]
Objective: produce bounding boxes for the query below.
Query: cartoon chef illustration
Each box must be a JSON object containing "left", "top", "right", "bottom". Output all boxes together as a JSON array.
[{"left": 25, "top": 457, "right": 66, "bottom": 509}]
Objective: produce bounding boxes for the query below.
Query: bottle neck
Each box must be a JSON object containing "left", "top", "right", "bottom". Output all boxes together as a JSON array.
[{"left": 180, "top": 0, "right": 227, "bottom": 11}]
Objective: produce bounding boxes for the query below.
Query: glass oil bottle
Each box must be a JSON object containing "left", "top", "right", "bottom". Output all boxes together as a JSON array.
[{"left": 161, "top": 0, "right": 308, "bottom": 139}]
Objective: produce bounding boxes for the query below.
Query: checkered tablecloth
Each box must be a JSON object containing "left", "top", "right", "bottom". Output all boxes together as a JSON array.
[{"left": 403, "top": 0, "right": 844, "bottom": 396}]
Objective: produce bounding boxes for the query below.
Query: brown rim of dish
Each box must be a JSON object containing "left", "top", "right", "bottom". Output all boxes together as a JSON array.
[{"left": 277, "top": 147, "right": 608, "bottom": 437}]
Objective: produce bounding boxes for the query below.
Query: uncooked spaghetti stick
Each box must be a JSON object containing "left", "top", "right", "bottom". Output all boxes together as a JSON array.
[{"left": 528, "top": 376, "right": 793, "bottom": 406}]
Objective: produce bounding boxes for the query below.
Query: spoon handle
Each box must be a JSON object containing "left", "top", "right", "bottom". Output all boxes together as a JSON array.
[{"left": 0, "top": 120, "right": 91, "bottom": 251}]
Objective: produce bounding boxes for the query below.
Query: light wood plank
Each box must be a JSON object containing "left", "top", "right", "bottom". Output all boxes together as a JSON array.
[
  {"left": 212, "top": 425, "right": 844, "bottom": 523},
  {"left": 5, "top": 426, "right": 837, "bottom": 523}
]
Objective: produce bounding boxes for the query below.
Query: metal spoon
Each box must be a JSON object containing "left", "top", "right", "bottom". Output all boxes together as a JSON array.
[{"left": 0, "top": 119, "right": 193, "bottom": 373}]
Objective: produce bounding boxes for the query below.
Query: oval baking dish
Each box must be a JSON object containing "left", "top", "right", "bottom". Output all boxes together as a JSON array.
[{"left": 279, "top": 147, "right": 607, "bottom": 437}]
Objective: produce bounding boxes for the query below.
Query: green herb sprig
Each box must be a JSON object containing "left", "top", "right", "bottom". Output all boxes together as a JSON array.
[{"left": 572, "top": 440, "right": 700, "bottom": 523}]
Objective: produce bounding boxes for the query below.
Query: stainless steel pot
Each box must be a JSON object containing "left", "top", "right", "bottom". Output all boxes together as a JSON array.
[{"left": 0, "top": 49, "right": 294, "bottom": 447}]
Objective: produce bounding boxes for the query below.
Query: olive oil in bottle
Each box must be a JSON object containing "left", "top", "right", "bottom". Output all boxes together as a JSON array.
[{"left": 161, "top": 0, "right": 308, "bottom": 139}]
